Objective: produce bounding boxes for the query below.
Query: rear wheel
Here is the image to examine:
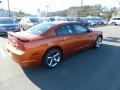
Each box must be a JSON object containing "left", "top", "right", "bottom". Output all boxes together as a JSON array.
[
  {"left": 95, "top": 36, "right": 102, "bottom": 48},
  {"left": 111, "top": 22, "right": 116, "bottom": 25},
  {"left": 43, "top": 48, "right": 62, "bottom": 68}
]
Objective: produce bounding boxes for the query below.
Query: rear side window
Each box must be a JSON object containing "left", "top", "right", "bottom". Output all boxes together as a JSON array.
[
  {"left": 112, "top": 18, "right": 120, "bottom": 20},
  {"left": 56, "top": 25, "right": 73, "bottom": 35},
  {"left": 116, "top": 18, "right": 120, "bottom": 20}
]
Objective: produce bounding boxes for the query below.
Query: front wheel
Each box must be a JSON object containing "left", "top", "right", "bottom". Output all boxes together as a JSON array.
[
  {"left": 43, "top": 48, "right": 62, "bottom": 68},
  {"left": 95, "top": 36, "right": 102, "bottom": 48},
  {"left": 111, "top": 22, "right": 116, "bottom": 25}
]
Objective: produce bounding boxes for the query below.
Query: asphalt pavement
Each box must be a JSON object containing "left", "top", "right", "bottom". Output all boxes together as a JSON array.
[{"left": 0, "top": 25, "right": 120, "bottom": 90}]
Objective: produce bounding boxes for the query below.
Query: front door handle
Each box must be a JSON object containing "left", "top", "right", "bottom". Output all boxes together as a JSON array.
[{"left": 60, "top": 37, "right": 68, "bottom": 41}]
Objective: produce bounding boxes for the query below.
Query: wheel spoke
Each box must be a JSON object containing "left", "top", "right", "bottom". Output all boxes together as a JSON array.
[
  {"left": 53, "top": 53, "right": 60, "bottom": 58},
  {"left": 54, "top": 57, "right": 60, "bottom": 62},
  {"left": 96, "top": 38, "right": 102, "bottom": 47},
  {"left": 48, "top": 59, "right": 53, "bottom": 66},
  {"left": 48, "top": 56, "right": 52, "bottom": 59},
  {"left": 46, "top": 49, "right": 62, "bottom": 67}
]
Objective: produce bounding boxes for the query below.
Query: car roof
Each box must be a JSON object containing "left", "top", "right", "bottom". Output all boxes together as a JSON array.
[
  {"left": 51, "top": 21, "right": 78, "bottom": 25},
  {"left": 22, "top": 17, "right": 39, "bottom": 19}
]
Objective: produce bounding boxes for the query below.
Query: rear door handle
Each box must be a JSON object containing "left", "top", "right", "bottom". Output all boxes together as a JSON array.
[{"left": 89, "top": 35, "right": 93, "bottom": 37}]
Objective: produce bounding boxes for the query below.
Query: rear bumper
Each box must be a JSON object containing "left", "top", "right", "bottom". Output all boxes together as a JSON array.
[
  {"left": 6, "top": 44, "right": 41, "bottom": 67},
  {"left": 7, "top": 51, "right": 40, "bottom": 67}
]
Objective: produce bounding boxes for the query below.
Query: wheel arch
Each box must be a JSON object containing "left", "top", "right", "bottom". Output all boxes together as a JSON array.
[
  {"left": 98, "top": 34, "right": 103, "bottom": 39},
  {"left": 111, "top": 22, "right": 116, "bottom": 25},
  {"left": 42, "top": 46, "right": 63, "bottom": 61},
  {"left": 46, "top": 46, "right": 63, "bottom": 54}
]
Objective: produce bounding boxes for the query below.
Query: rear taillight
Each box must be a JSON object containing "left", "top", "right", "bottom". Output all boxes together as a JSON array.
[
  {"left": 14, "top": 40, "right": 25, "bottom": 50},
  {"left": 8, "top": 35, "right": 25, "bottom": 50},
  {"left": 8, "top": 34, "right": 25, "bottom": 50}
]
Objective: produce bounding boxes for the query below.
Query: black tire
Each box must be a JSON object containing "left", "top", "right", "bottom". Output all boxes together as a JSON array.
[
  {"left": 43, "top": 48, "right": 62, "bottom": 68},
  {"left": 94, "top": 36, "right": 102, "bottom": 48},
  {"left": 111, "top": 22, "right": 116, "bottom": 25}
]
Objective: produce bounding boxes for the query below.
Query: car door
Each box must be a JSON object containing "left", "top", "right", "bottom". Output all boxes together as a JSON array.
[
  {"left": 116, "top": 18, "right": 120, "bottom": 25},
  {"left": 55, "top": 25, "right": 80, "bottom": 55},
  {"left": 72, "top": 24, "right": 92, "bottom": 50}
]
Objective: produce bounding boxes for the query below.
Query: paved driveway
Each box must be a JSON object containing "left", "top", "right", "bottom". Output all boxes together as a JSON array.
[{"left": 0, "top": 26, "right": 120, "bottom": 90}]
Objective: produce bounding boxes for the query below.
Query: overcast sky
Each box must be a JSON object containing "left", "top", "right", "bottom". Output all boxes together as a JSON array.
[{"left": 0, "top": 0, "right": 120, "bottom": 14}]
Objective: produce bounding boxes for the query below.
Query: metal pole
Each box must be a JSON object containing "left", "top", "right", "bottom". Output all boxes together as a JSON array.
[
  {"left": 119, "top": 1, "right": 120, "bottom": 12},
  {"left": 7, "top": 0, "right": 11, "bottom": 17},
  {"left": 80, "top": 0, "right": 83, "bottom": 17},
  {"left": 46, "top": 5, "right": 49, "bottom": 16},
  {"left": 0, "top": 1, "right": 2, "bottom": 16}
]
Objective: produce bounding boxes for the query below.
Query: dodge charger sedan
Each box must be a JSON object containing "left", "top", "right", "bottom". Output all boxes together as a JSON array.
[{"left": 7, "top": 22, "right": 102, "bottom": 68}]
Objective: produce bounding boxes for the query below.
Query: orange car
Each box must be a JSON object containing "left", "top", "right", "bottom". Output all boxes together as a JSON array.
[{"left": 6, "top": 22, "right": 103, "bottom": 68}]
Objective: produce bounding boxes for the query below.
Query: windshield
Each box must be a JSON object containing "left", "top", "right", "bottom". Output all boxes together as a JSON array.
[
  {"left": 25, "top": 22, "right": 54, "bottom": 35},
  {"left": 0, "top": 18, "right": 15, "bottom": 24}
]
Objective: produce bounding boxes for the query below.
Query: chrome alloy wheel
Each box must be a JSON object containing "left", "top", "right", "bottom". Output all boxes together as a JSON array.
[
  {"left": 96, "top": 37, "right": 102, "bottom": 48},
  {"left": 46, "top": 49, "right": 62, "bottom": 67}
]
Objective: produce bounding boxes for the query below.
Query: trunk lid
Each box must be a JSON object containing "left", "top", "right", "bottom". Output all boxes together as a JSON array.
[
  {"left": 8, "top": 31, "right": 43, "bottom": 42},
  {"left": 8, "top": 31, "right": 43, "bottom": 50}
]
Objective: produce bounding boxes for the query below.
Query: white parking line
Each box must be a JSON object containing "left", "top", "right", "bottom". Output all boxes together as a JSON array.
[{"left": 0, "top": 47, "right": 7, "bottom": 58}]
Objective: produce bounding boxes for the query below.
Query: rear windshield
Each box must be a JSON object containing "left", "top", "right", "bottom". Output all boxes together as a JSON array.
[
  {"left": 25, "top": 22, "right": 54, "bottom": 35},
  {"left": 0, "top": 18, "right": 15, "bottom": 24}
]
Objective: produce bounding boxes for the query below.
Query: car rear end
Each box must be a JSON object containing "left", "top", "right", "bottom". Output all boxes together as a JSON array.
[
  {"left": 6, "top": 22, "right": 57, "bottom": 67},
  {"left": 6, "top": 32, "right": 42, "bottom": 67}
]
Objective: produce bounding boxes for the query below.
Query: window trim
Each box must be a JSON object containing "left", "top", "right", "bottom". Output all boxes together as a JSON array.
[
  {"left": 71, "top": 23, "right": 89, "bottom": 34},
  {"left": 116, "top": 18, "right": 120, "bottom": 20},
  {"left": 55, "top": 24, "right": 75, "bottom": 36}
]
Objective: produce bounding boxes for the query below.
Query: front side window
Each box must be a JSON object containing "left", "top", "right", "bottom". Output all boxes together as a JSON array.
[
  {"left": 112, "top": 18, "right": 116, "bottom": 20},
  {"left": 73, "top": 24, "right": 88, "bottom": 34},
  {"left": 56, "top": 25, "right": 73, "bottom": 35}
]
